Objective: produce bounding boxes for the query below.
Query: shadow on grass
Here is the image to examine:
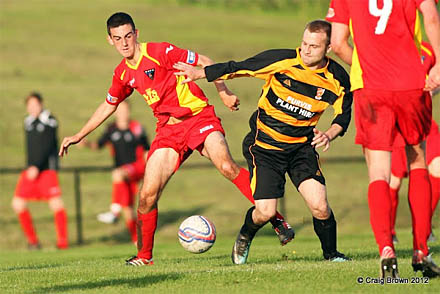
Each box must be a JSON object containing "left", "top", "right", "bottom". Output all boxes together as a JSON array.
[
  {"left": 33, "top": 273, "right": 181, "bottom": 293},
  {"left": 1, "top": 263, "right": 63, "bottom": 272}
]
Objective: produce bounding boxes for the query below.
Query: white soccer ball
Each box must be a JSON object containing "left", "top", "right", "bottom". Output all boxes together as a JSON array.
[{"left": 178, "top": 215, "right": 216, "bottom": 254}]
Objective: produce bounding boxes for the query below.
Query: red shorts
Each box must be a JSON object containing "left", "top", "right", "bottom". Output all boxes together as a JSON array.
[
  {"left": 15, "top": 170, "right": 61, "bottom": 200},
  {"left": 354, "top": 89, "right": 432, "bottom": 151},
  {"left": 121, "top": 160, "right": 145, "bottom": 182},
  {"left": 426, "top": 119, "right": 440, "bottom": 165},
  {"left": 112, "top": 180, "right": 138, "bottom": 207},
  {"left": 147, "top": 105, "right": 225, "bottom": 171}
]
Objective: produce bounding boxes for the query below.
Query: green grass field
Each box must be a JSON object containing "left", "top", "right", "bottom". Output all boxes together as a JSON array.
[{"left": 1, "top": 0, "right": 440, "bottom": 293}]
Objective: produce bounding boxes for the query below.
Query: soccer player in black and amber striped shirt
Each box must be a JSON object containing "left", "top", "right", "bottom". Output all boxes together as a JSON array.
[{"left": 175, "top": 20, "right": 353, "bottom": 264}]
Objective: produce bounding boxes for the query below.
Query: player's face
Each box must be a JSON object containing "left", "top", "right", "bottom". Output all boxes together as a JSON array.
[
  {"left": 300, "top": 29, "right": 330, "bottom": 69},
  {"left": 107, "top": 24, "right": 138, "bottom": 59},
  {"left": 26, "top": 97, "right": 43, "bottom": 118}
]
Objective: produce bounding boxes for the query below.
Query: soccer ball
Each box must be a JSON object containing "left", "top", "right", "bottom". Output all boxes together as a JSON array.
[{"left": 178, "top": 215, "right": 216, "bottom": 253}]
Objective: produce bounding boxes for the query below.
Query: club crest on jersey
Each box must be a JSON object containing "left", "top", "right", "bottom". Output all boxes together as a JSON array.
[
  {"left": 144, "top": 69, "right": 155, "bottom": 80},
  {"left": 315, "top": 88, "right": 325, "bottom": 100},
  {"left": 187, "top": 50, "right": 196, "bottom": 65}
]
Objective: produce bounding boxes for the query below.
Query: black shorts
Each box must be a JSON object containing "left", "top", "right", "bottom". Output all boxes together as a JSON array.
[{"left": 242, "top": 132, "right": 325, "bottom": 200}]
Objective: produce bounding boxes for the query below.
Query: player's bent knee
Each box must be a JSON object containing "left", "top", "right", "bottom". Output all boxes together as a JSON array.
[
  {"left": 112, "top": 169, "right": 125, "bottom": 182},
  {"left": 49, "top": 197, "right": 65, "bottom": 212},
  {"left": 220, "top": 161, "right": 238, "bottom": 179},
  {"left": 138, "top": 190, "right": 158, "bottom": 208},
  {"left": 255, "top": 208, "right": 276, "bottom": 223},
  {"left": 311, "top": 204, "right": 330, "bottom": 219},
  {"left": 11, "top": 197, "right": 27, "bottom": 213},
  {"left": 429, "top": 157, "right": 440, "bottom": 177}
]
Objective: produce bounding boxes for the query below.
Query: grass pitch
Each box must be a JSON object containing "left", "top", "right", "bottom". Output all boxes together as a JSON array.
[{"left": 1, "top": 232, "right": 440, "bottom": 294}]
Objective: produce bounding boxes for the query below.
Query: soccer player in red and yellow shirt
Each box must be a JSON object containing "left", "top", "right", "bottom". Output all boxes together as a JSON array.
[
  {"left": 59, "top": 12, "right": 294, "bottom": 266},
  {"left": 327, "top": 0, "right": 440, "bottom": 278},
  {"left": 390, "top": 42, "right": 440, "bottom": 244}
]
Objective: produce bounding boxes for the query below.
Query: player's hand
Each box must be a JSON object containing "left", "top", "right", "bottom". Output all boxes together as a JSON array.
[
  {"left": 311, "top": 128, "right": 330, "bottom": 152},
  {"left": 425, "top": 63, "right": 440, "bottom": 92},
  {"left": 78, "top": 138, "right": 88, "bottom": 148},
  {"left": 59, "top": 134, "right": 82, "bottom": 157},
  {"left": 26, "top": 166, "right": 39, "bottom": 180},
  {"left": 219, "top": 88, "right": 240, "bottom": 112},
  {"left": 173, "top": 62, "right": 205, "bottom": 84}
]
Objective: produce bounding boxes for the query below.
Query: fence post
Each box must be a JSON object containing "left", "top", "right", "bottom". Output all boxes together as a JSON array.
[{"left": 73, "top": 169, "right": 83, "bottom": 245}]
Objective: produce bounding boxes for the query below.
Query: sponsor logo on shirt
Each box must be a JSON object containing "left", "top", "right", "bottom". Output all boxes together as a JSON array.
[
  {"left": 166, "top": 45, "right": 174, "bottom": 54},
  {"left": 129, "top": 78, "right": 135, "bottom": 87},
  {"left": 326, "top": 8, "right": 335, "bottom": 18},
  {"left": 144, "top": 69, "right": 155, "bottom": 80},
  {"left": 315, "top": 88, "right": 325, "bottom": 100},
  {"left": 199, "top": 124, "right": 213, "bottom": 134},
  {"left": 187, "top": 50, "right": 196, "bottom": 64},
  {"left": 106, "top": 93, "right": 119, "bottom": 104}
]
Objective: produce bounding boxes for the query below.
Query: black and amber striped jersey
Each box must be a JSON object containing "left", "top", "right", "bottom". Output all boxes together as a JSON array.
[{"left": 205, "top": 48, "right": 352, "bottom": 151}]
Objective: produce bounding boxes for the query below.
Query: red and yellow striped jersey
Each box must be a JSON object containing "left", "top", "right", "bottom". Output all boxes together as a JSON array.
[
  {"left": 107, "top": 42, "right": 209, "bottom": 127},
  {"left": 205, "top": 48, "right": 352, "bottom": 151},
  {"left": 327, "top": 0, "right": 427, "bottom": 91}
]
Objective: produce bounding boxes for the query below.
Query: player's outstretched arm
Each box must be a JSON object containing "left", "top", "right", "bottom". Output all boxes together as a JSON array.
[
  {"left": 173, "top": 62, "right": 206, "bottom": 83},
  {"left": 174, "top": 55, "right": 240, "bottom": 111},
  {"left": 59, "top": 102, "right": 117, "bottom": 157},
  {"left": 311, "top": 124, "right": 343, "bottom": 152},
  {"left": 420, "top": 0, "right": 440, "bottom": 91},
  {"left": 330, "top": 22, "right": 352, "bottom": 66}
]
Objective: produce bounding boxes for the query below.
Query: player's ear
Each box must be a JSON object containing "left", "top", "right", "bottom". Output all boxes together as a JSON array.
[
  {"left": 326, "top": 44, "right": 332, "bottom": 54},
  {"left": 107, "top": 35, "right": 114, "bottom": 46},
  {"left": 135, "top": 29, "right": 139, "bottom": 38}
]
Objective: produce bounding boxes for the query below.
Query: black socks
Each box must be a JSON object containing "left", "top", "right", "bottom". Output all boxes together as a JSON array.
[
  {"left": 313, "top": 211, "right": 337, "bottom": 258},
  {"left": 239, "top": 206, "right": 266, "bottom": 239}
]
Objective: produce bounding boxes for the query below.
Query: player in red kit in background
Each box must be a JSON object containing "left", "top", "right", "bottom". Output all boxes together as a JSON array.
[
  {"left": 81, "top": 101, "right": 149, "bottom": 244},
  {"left": 12, "top": 92, "right": 68, "bottom": 250},
  {"left": 59, "top": 12, "right": 294, "bottom": 266},
  {"left": 390, "top": 42, "right": 440, "bottom": 244},
  {"left": 327, "top": 0, "right": 440, "bottom": 278}
]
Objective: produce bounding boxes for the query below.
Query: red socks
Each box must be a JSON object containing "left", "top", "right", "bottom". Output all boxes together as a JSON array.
[
  {"left": 126, "top": 219, "right": 138, "bottom": 243},
  {"left": 408, "top": 169, "right": 431, "bottom": 255},
  {"left": 54, "top": 209, "right": 68, "bottom": 249},
  {"left": 112, "top": 182, "right": 130, "bottom": 205},
  {"left": 232, "top": 168, "right": 285, "bottom": 222},
  {"left": 430, "top": 174, "right": 440, "bottom": 216},
  {"left": 137, "top": 208, "right": 158, "bottom": 260},
  {"left": 232, "top": 168, "right": 255, "bottom": 204},
  {"left": 389, "top": 187, "right": 399, "bottom": 236},
  {"left": 18, "top": 210, "right": 38, "bottom": 245},
  {"left": 368, "top": 180, "right": 393, "bottom": 254}
]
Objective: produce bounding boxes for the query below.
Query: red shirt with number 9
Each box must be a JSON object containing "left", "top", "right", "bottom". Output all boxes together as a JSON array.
[{"left": 326, "top": 0, "right": 427, "bottom": 91}]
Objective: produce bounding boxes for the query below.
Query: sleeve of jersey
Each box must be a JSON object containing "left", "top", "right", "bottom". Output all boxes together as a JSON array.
[
  {"left": 326, "top": 0, "right": 349, "bottom": 24},
  {"left": 106, "top": 71, "right": 134, "bottom": 105},
  {"left": 204, "top": 49, "right": 296, "bottom": 82},
  {"left": 330, "top": 64, "right": 353, "bottom": 136},
  {"left": 150, "top": 42, "right": 199, "bottom": 68}
]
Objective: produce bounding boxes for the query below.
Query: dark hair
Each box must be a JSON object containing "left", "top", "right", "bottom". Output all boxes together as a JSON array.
[
  {"left": 305, "top": 20, "right": 331, "bottom": 45},
  {"left": 107, "top": 12, "right": 135, "bottom": 35},
  {"left": 26, "top": 91, "right": 43, "bottom": 103}
]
